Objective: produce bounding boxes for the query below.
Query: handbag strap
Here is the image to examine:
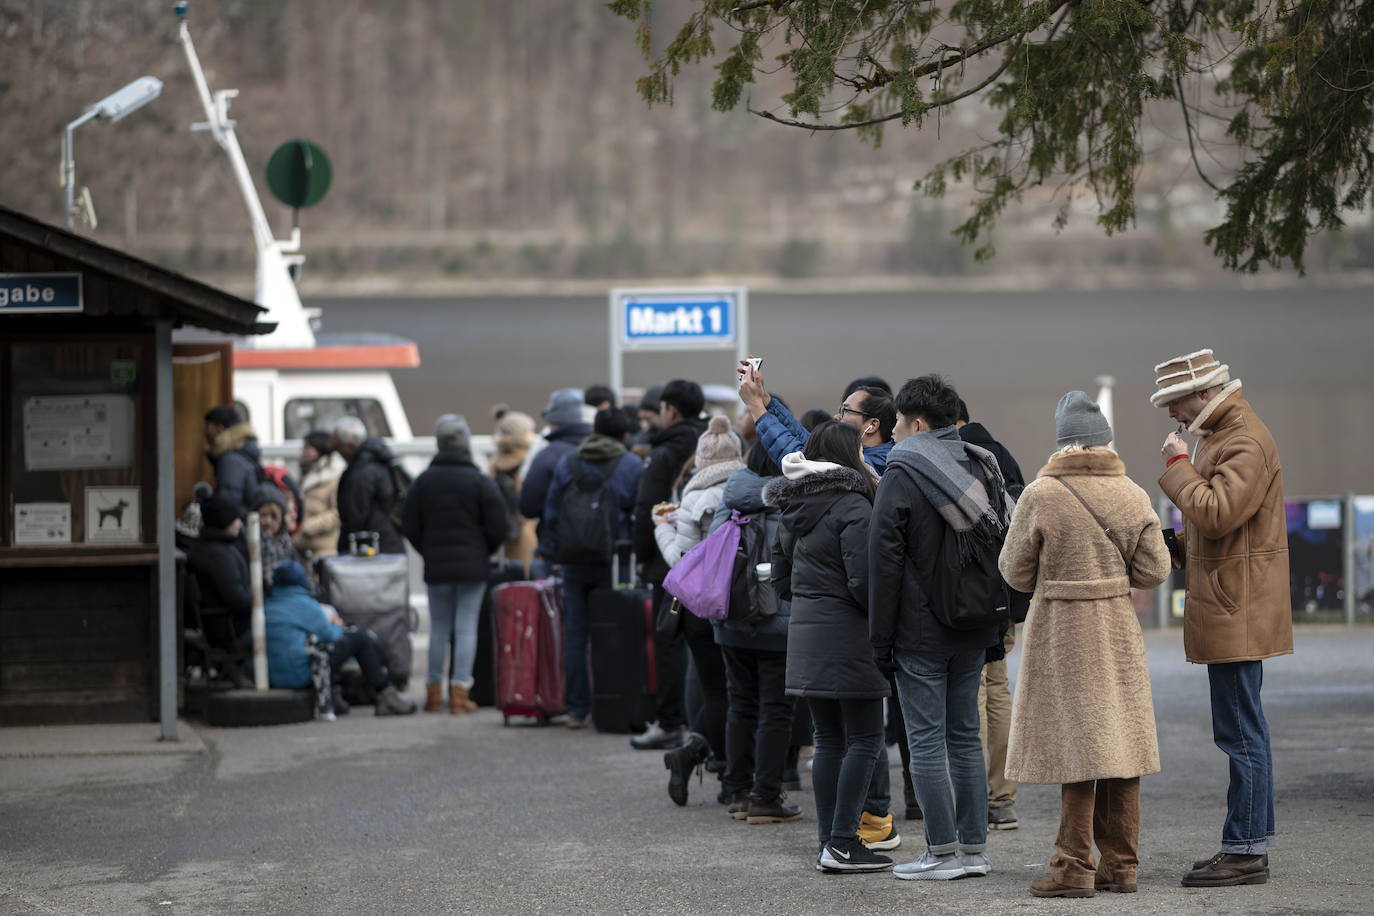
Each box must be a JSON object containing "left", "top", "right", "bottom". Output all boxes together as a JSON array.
[{"left": 1054, "top": 477, "right": 1132, "bottom": 576}]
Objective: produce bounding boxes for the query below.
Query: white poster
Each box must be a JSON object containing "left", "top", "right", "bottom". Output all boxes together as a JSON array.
[
  {"left": 84, "top": 486, "right": 141, "bottom": 543},
  {"left": 23, "top": 395, "right": 135, "bottom": 471},
  {"left": 14, "top": 503, "right": 72, "bottom": 545}
]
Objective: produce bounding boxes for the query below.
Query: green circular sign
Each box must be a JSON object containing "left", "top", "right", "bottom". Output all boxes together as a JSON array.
[{"left": 266, "top": 139, "right": 332, "bottom": 209}]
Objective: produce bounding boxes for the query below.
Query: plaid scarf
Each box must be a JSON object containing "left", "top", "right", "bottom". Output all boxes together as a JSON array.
[{"left": 887, "top": 425, "right": 1014, "bottom": 564}]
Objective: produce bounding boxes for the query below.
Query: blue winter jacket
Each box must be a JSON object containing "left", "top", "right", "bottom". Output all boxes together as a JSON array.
[
  {"left": 755, "top": 399, "right": 893, "bottom": 476},
  {"left": 265, "top": 584, "right": 341, "bottom": 689},
  {"left": 708, "top": 468, "right": 791, "bottom": 653},
  {"left": 543, "top": 435, "right": 643, "bottom": 563}
]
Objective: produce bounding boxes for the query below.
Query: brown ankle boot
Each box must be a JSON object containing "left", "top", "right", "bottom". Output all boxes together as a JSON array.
[
  {"left": 449, "top": 683, "right": 478, "bottom": 714},
  {"left": 423, "top": 683, "right": 443, "bottom": 713}
]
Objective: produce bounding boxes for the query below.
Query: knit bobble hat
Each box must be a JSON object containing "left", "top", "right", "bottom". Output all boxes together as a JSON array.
[
  {"left": 1055, "top": 390, "right": 1113, "bottom": 448},
  {"left": 695, "top": 415, "right": 743, "bottom": 468}
]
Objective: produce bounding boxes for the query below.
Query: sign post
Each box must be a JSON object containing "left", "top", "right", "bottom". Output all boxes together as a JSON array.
[{"left": 609, "top": 286, "right": 748, "bottom": 399}]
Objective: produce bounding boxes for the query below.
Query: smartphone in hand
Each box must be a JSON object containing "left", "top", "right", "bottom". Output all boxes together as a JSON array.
[
  {"left": 737, "top": 356, "right": 762, "bottom": 387},
  {"left": 1162, "top": 528, "right": 1180, "bottom": 554}
]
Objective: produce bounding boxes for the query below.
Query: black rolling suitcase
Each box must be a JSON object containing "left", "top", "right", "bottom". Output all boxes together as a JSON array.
[
  {"left": 471, "top": 556, "right": 526, "bottom": 708},
  {"left": 588, "top": 546, "right": 657, "bottom": 734}
]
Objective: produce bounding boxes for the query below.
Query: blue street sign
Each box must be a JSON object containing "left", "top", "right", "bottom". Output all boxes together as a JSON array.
[
  {"left": 0, "top": 273, "right": 83, "bottom": 314},
  {"left": 619, "top": 293, "right": 735, "bottom": 346}
]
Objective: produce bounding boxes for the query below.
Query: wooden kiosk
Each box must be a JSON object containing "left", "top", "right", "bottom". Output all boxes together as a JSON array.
[{"left": 0, "top": 206, "right": 266, "bottom": 736}]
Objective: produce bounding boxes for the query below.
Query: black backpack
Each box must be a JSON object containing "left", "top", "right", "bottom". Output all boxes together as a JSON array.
[
  {"left": 922, "top": 464, "right": 1012, "bottom": 631},
  {"left": 387, "top": 461, "right": 413, "bottom": 530},
  {"left": 555, "top": 457, "right": 617, "bottom": 565},
  {"left": 726, "top": 512, "right": 778, "bottom": 626}
]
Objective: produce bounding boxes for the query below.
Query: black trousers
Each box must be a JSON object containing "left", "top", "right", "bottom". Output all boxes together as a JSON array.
[
  {"left": 329, "top": 627, "right": 390, "bottom": 692},
  {"left": 682, "top": 613, "right": 728, "bottom": 761},
  {"left": 810, "top": 697, "right": 885, "bottom": 846},
  {"left": 721, "top": 645, "right": 794, "bottom": 801},
  {"left": 652, "top": 584, "right": 688, "bottom": 730}
]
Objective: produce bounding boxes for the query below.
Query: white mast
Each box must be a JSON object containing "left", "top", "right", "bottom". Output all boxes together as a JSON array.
[
  {"left": 175, "top": 1, "right": 315, "bottom": 349},
  {"left": 1095, "top": 375, "right": 1116, "bottom": 450}
]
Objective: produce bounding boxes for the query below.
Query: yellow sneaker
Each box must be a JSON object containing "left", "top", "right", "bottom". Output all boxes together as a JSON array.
[{"left": 857, "top": 811, "right": 901, "bottom": 851}]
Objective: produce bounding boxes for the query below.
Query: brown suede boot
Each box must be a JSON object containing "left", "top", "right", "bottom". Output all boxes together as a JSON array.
[
  {"left": 449, "top": 683, "right": 478, "bottom": 714},
  {"left": 1030, "top": 877, "right": 1096, "bottom": 898},
  {"left": 423, "top": 683, "right": 443, "bottom": 713}
]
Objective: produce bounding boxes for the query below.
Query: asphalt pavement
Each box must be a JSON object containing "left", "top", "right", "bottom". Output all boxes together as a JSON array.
[{"left": 2, "top": 625, "right": 1371, "bottom": 915}]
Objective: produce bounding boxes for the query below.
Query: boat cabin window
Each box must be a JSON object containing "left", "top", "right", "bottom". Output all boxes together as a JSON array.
[{"left": 284, "top": 398, "right": 391, "bottom": 441}]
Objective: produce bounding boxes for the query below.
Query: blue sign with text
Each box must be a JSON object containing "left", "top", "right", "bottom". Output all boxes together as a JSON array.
[
  {"left": 0, "top": 273, "right": 83, "bottom": 314},
  {"left": 621, "top": 295, "right": 734, "bottom": 346}
]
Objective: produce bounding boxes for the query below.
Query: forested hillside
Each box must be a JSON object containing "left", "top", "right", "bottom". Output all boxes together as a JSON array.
[{"left": 1, "top": 0, "right": 1366, "bottom": 288}]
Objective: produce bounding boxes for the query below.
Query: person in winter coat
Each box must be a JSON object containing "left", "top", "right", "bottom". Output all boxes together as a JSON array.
[
  {"left": 629, "top": 379, "right": 708, "bottom": 751},
  {"left": 519, "top": 388, "right": 593, "bottom": 574},
  {"left": 333, "top": 416, "right": 405, "bottom": 555},
  {"left": 186, "top": 495, "right": 252, "bottom": 649},
  {"left": 766, "top": 421, "right": 892, "bottom": 873},
  {"left": 869, "top": 375, "right": 1012, "bottom": 882},
  {"left": 543, "top": 408, "right": 644, "bottom": 728},
  {"left": 488, "top": 405, "right": 539, "bottom": 573},
  {"left": 204, "top": 404, "right": 263, "bottom": 517},
  {"left": 680, "top": 441, "right": 797, "bottom": 821},
  {"left": 251, "top": 485, "right": 302, "bottom": 595},
  {"left": 401, "top": 415, "right": 509, "bottom": 714},
  {"left": 295, "top": 431, "right": 344, "bottom": 563},
  {"left": 266, "top": 561, "right": 417, "bottom": 716},
  {"left": 1153, "top": 349, "right": 1292, "bottom": 888},
  {"left": 998, "top": 392, "right": 1170, "bottom": 898},
  {"left": 956, "top": 397, "right": 1027, "bottom": 831},
  {"left": 652, "top": 415, "right": 745, "bottom": 802},
  {"left": 738, "top": 361, "right": 896, "bottom": 476}
]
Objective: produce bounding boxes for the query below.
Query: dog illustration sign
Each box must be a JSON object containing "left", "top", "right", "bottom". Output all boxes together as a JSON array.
[
  {"left": 14, "top": 503, "right": 72, "bottom": 545},
  {"left": 84, "top": 486, "right": 140, "bottom": 543}
]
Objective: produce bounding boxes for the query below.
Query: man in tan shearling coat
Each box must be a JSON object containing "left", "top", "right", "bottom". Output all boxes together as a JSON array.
[{"left": 1154, "top": 348, "right": 1293, "bottom": 890}]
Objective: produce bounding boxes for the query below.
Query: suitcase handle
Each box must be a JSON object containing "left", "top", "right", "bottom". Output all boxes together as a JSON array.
[{"left": 611, "top": 540, "right": 637, "bottom": 591}]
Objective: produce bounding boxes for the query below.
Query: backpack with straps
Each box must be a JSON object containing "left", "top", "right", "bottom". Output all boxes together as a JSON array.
[
  {"left": 921, "top": 463, "right": 1013, "bottom": 631},
  {"left": 387, "top": 461, "right": 413, "bottom": 531},
  {"left": 555, "top": 457, "right": 618, "bottom": 565},
  {"left": 727, "top": 512, "right": 778, "bottom": 626}
]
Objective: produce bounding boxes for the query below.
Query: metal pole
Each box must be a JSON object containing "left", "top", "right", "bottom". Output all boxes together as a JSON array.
[
  {"left": 155, "top": 322, "right": 179, "bottom": 740},
  {"left": 1155, "top": 492, "right": 1173, "bottom": 630},
  {"left": 609, "top": 289, "right": 623, "bottom": 401},
  {"left": 246, "top": 512, "right": 268, "bottom": 689},
  {"left": 736, "top": 287, "right": 749, "bottom": 376},
  {"left": 1095, "top": 375, "right": 1116, "bottom": 450},
  {"left": 62, "top": 110, "right": 98, "bottom": 230},
  {"left": 1344, "top": 491, "right": 1357, "bottom": 626}
]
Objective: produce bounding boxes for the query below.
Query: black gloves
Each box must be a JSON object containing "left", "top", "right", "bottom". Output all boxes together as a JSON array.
[{"left": 873, "top": 648, "right": 897, "bottom": 676}]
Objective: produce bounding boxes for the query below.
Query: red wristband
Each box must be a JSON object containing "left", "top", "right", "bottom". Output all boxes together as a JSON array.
[{"left": 1166, "top": 453, "right": 1189, "bottom": 469}]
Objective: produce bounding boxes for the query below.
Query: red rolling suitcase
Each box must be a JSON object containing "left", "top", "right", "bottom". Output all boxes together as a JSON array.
[{"left": 494, "top": 578, "right": 565, "bottom": 725}]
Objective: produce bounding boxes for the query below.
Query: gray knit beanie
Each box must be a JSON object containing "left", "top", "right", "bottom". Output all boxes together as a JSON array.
[
  {"left": 543, "top": 388, "right": 585, "bottom": 426},
  {"left": 1055, "top": 391, "right": 1113, "bottom": 448},
  {"left": 435, "top": 413, "right": 472, "bottom": 453}
]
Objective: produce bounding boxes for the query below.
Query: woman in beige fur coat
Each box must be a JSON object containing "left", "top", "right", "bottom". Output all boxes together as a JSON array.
[{"left": 998, "top": 392, "right": 1171, "bottom": 899}]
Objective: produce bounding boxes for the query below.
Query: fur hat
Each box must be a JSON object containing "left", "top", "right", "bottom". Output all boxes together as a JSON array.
[
  {"left": 543, "top": 388, "right": 585, "bottom": 426},
  {"left": 694, "top": 415, "right": 742, "bottom": 469},
  {"left": 1151, "top": 349, "right": 1231, "bottom": 407},
  {"left": 1055, "top": 391, "right": 1113, "bottom": 448}
]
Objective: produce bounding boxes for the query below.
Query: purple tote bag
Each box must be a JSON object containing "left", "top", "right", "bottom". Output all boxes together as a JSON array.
[{"left": 662, "top": 511, "right": 747, "bottom": 620}]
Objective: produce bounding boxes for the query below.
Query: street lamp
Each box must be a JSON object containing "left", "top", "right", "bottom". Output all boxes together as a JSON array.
[{"left": 62, "top": 75, "right": 164, "bottom": 230}]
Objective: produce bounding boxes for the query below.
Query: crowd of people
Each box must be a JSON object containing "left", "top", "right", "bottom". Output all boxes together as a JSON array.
[{"left": 187, "top": 345, "right": 1291, "bottom": 896}]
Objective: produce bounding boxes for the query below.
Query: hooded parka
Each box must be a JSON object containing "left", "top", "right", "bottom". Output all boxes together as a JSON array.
[
  {"left": 208, "top": 422, "right": 263, "bottom": 516},
  {"left": 998, "top": 447, "right": 1171, "bottom": 784},
  {"left": 764, "top": 459, "right": 889, "bottom": 700}
]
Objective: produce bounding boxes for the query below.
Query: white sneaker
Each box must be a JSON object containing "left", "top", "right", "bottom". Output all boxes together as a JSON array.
[
  {"left": 960, "top": 852, "right": 991, "bottom": 876},
  {"left": 893, "top": 850, "right": 967, "bottom": 880}
]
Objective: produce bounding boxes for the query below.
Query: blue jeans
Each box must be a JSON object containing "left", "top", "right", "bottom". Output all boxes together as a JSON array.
[
  {"left": 559, "top": 564, "right": 608, "bottom": 718},
  {"left": 426, "top": 581, "right": 487, "bottom": 687},
  {"left": 895, "top": 647, "right": 988, "bottom": 854},
  {"left": 1208, "top": 661, "right": 1276, "bottom": 854}
]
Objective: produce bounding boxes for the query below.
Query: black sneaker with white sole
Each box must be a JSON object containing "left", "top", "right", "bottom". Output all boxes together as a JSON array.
[{"left": 819, "top": 836, "right": 894, "bottom": 873}]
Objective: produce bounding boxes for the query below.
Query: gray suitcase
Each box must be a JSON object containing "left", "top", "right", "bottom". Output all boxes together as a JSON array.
[{"left": 317, "top": 553, "right": 412, "bottom": 687}]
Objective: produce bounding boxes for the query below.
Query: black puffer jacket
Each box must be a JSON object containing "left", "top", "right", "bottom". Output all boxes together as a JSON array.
[
  {"left": 337, "top": 437, "right": 405, "bottom": 555},
  {"left": 632, "top": 418, "right": 708, "bottom": 584},
  {"left": 708, "top": 468, "right": 790, "bottom": 653},
  {"left": 764, "top": 465, "right": 889, "bottom": 700},
  {"left": 402, "top": 451, "right": 510, "bottom": 583},
  {"left": 187, "top": 529, "right": 252, "bottom": 636}
]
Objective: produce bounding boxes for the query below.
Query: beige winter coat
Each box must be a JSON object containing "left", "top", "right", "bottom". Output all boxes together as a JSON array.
[
  {"left": 999, "top": 448, "right": 1171, "bottom": 785},
  {"left": 295, "top": 453, "right": 343, "bottom": 561}
]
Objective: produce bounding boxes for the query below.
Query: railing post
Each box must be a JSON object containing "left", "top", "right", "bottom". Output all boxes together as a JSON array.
[{"left": 1344, "top": 491, "right": 1357, "bottom": 626}]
